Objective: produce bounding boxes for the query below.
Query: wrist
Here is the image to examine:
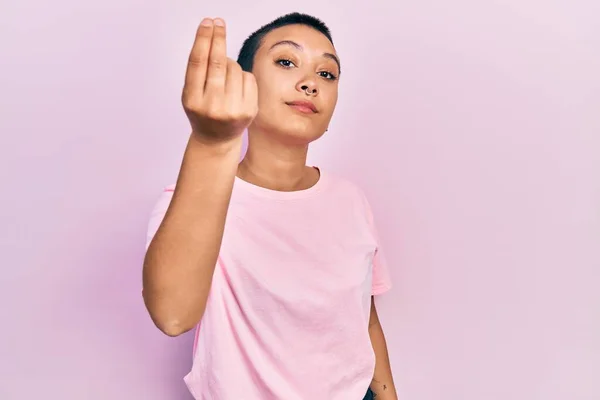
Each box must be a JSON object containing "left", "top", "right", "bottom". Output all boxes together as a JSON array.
[{"left": 187, "top": 131, "right": 244, "bottom": 159}]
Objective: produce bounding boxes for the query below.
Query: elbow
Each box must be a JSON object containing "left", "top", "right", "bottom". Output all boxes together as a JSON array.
[
  {"left": 155, "top": 319, "right": 194, "bottom": 337},
  {"left": 142, "top": 293, "right": 199, "bottom": 337},
  {"left": 148, "top": 310, "right": 197, "bottom": 337},
  {"left": 149, "top": 309, "right": 197, "bottom": 337}
]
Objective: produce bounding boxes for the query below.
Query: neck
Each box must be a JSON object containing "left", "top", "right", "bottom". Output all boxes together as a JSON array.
[{"left": 237, "top": 131, "right": 316, "bottom": 192}]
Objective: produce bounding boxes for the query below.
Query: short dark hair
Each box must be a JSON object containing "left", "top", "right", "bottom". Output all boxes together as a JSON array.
[{"left": 237, "top": 12, "right": 334, "bottom": 73}]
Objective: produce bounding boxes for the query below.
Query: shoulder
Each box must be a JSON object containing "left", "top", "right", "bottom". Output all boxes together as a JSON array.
[
  {"left": 319, "top": 171, "right": 376, "bottom": 221},
  {"left": 321, "top": 171, "right": 370, "bottom": 203}
]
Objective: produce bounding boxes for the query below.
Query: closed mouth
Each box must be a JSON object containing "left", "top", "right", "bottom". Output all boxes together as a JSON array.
[{"left": 286, "top": 101, "right": 318, "bottom": 113}]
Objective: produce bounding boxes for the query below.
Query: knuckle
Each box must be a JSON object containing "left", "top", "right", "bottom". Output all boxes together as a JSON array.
[
  {"left": 181, "top": 92, "right": 197, "bottom": 110},
  {"left": 247, "top": 106, "right": 259, "bottom": 119},
  {"left": 224, "top": 110, "right": 246, "bottom": 123},
  {"left": 196, "top": 22, "right": 211, "bottom": 34},
  {"left": 205, "top": 105, "right": 233, "bottom": 122},
  {"left": 228, "top": 58, "right": 242, "bottom": 70},
  {"left": 225, "top": 110, "right": 244, "bottom": 122},
  {"left": 204, "top": 106, "right": 222, "bottom": 120},
  {"left": 209, "top": 57, "right": 225, "bottom": 69},
  {"left": 235, "top": 107, "right": 253, "bottom": 122},
  {"left": 189, "top": 99, "right": 251, "bottom": 124},
  {"left": 212, "top": 26, "right": 226, "bottom": 36},
  {"left": 188, "top": 55, "right": 207, "bottom": 67}
]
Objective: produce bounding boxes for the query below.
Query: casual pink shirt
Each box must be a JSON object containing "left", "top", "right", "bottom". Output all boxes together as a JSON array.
[{"left": 145, "top": 170, "right": 392, "bottom": 399}]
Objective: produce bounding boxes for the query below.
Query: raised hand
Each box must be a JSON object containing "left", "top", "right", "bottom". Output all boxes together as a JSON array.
[{"left": 182, "top": 18, "right": 258, "bottom": 143}]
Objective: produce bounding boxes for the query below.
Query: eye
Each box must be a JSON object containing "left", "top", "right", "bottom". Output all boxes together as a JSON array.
[
  {"left": 319, "top": 71, "right": 338, "bottom": 81},
  {"left": 276, "top": 59, "right": 295, "bottom": 68}
]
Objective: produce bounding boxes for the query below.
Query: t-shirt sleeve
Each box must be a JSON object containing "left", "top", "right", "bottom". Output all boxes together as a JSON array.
[
  {"left": 145, "top": 185, "right": 175, "bottom": 251},
  {"left": 360, "top": 190, "right": 393, "bottom": 296}
]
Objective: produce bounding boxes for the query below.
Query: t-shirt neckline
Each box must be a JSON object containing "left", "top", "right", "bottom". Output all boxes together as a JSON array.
[{"left": 234, "top": 167, "right": 325, "bottom": 200}]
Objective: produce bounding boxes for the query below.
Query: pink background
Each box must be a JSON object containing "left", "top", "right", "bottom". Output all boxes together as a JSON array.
[{"left": 1, "top": 0, "right": 599, "bottom": 399}]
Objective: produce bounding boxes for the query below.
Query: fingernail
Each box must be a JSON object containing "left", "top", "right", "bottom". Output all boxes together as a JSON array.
[
  {"left": 214, "top": 18, "right": 225, "bottom": 26},
  {"left": 201, "top": 18, "right": 213, "bottom": 26}
]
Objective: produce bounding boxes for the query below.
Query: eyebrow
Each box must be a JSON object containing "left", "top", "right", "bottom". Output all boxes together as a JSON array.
[{"left": 268, "top": 40, "right": 341, "bottom": 74}]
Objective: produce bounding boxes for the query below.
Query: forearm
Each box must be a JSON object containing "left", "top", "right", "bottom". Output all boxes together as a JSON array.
[
  {"left": 369, "top": 301, "right": 398, "bottom": 399},
  {"left": 142, "top": 134, "right": 242, "bottom": 336}
]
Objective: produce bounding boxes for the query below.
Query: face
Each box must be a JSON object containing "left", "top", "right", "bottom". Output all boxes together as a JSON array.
[{"left": 249, "top": 24, "right": 340, "bottom": 145}]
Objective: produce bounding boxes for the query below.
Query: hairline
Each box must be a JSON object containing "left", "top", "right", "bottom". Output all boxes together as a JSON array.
[{"left": 252, "top": 24, "right": 340, "bottom": 73}]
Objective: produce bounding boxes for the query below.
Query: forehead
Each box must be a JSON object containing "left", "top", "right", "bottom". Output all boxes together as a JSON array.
[{"left": 258, "top": 24, "right": 337, "bottom": 57}]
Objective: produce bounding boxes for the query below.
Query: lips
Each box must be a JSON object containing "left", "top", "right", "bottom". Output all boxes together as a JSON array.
[{"left": 286, "top": 100, "right": 318, "bottom": 114}]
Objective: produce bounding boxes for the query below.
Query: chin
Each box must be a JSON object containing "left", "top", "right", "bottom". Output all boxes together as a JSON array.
[{"left": 286, "top": 130, "right": 326, "bottom": 145}]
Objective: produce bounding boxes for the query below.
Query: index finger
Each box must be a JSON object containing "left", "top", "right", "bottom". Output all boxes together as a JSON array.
[
  {"left": 184, "top": 18, "right": 215, "bottom": 95},
  {"left": 204, "top": 18, "right": 227, "bottom": 93}
]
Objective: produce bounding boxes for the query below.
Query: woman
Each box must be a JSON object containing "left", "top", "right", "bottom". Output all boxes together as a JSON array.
[{"left": 142, "top": 12, "right": 398, "bottom": 399}]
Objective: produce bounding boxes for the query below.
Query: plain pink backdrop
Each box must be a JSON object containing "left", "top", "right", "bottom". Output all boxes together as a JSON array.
[{"left": 1, "top": 0, "right": 599, "bottom": 399}]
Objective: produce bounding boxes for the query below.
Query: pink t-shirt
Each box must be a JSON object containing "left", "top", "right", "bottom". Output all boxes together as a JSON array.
[{"left": 145, "top": 170, "right": 392, "bottom": 400}]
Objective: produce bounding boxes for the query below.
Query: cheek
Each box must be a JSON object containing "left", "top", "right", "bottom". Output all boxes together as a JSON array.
[{"left": 321, "top": 89, "right": 338, "bottom": 117}]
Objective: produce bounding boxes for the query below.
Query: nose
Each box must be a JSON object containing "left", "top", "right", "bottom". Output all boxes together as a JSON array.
[{"left": 297, "top": 82, "right": 318, "bottom": 96}]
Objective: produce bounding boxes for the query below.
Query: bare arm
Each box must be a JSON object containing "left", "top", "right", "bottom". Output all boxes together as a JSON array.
[
  {"left": 142, "top": 18, "right": 257, "bottom": 337},
  {"left": 142, "top": 136, "right": 241, "bottom": 336},
  {"left": 369, "top": 297, "right": 398, "bottom": 399}
]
